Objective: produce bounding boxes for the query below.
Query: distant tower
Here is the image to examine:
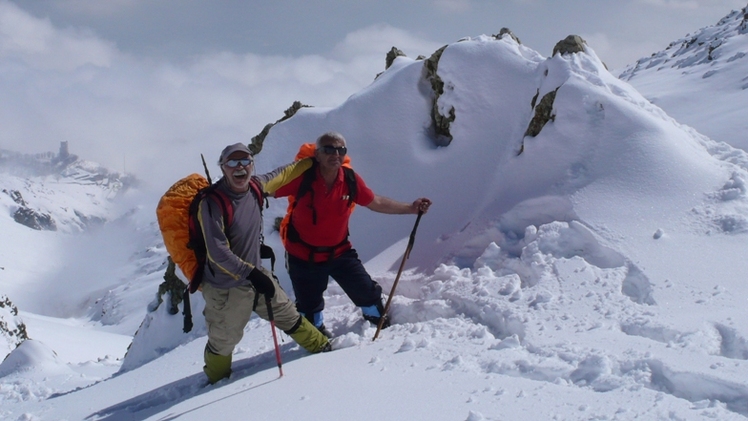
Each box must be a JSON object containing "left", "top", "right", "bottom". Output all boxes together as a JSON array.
[{"left": 59, "top": 141, "right": 69, "bottom": 159}]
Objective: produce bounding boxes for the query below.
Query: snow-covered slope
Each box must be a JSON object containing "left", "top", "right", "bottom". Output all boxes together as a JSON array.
[
  {"left": 3, "top": 31, "right": 748, "bottom": 421},
  {"left": 621, "top": 5, "right": 748, "bottom": 151},
  {"left": 0, "top": 156, "right": 159, "bottom": 333}
]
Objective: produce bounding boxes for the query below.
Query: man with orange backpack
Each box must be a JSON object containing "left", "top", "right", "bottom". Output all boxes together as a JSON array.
[
  {"left": 195, "top": 143, "right": 331, "bottom": 384},
  {"left": 274, "top": 132, "right": 432, "bottom": 338}
]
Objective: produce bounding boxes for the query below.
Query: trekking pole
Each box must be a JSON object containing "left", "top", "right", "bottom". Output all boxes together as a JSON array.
[
  {"left": 373, "top": 210, "right": 423, "bottom": 341},
  {"left": 201, "top": 154, "right": 213, "bottom": 184},
  {"left": 265, "top": 295, "right": 284, "bottom": 377}
]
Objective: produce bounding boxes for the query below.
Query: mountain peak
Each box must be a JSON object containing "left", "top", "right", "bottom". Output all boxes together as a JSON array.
[{"left": 620, "top": 5, "right": 748, "bottom": 80}]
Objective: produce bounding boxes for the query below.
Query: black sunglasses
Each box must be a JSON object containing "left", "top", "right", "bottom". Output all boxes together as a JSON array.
[
  {"left": 320, "top": 145, "right": 348, "bottom": 156},
  {"left": 224, "top": 158, "right": 253, "bottom": 168}
]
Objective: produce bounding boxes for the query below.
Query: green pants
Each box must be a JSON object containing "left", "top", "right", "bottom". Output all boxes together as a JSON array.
[{"left": 202, "top": 269, "right": 299, "bottom": 356}]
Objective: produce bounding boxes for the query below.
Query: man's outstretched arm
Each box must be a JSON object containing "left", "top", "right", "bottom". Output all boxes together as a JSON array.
[{"left": 366, "top": 195, "right": 431, "bottom": 215}]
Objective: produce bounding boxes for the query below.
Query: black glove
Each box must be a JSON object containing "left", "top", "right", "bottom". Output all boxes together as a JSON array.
[{"left": 248, "top": 267, "right": 275, "bottom": 298}]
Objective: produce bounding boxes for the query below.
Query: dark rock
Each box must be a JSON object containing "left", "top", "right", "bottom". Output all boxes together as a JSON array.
[
  {"left": 249, "top": 101, "right": 312, "bottom": 156},
  {"left": 386, "top": 46, "right": 406, "bottom": 69},
  {"left": 494, "top": 28, "right": 521, "bottom": 44},
  {"left": 553, "top": 35, "right": 587, "bottom": 56},
  {"left": 13, "top": 207, "right": 57, "bottom": 231},
  {"left": 524, "top": 88, "right": 559, "bottom": 138},
  {"left": 155, "top": 257, "right": 186, "bottom": 315},
  {"left": 3, "top": 189, "right": 26, "bottom": 206},
  {"left": 424, "top": 45, "right": 455, "bottom": 146},
  {"left": 0, "top": 295, "right": 28, "bottom": 352}
]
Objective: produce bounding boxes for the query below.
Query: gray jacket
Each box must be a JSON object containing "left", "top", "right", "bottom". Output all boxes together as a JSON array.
[{"left": 198, "top": 160, "right": 309, "bottom": 289}]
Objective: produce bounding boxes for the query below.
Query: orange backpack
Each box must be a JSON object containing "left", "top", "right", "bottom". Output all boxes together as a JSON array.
[{"left": 156, "top": 171, "right": 269, "bottom": 332}]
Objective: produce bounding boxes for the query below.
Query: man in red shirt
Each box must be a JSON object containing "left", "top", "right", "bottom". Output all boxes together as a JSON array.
[{"left": 274, "top": 132, "right": 431, "bottom": 337}]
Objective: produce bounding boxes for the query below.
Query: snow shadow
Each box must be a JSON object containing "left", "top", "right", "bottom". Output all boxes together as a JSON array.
[
  {"left": 85, "top": 347, "right": 302, "bottom": 421},
  {"left": 648, "top": 359, "right": 748, "bottom": 417}
]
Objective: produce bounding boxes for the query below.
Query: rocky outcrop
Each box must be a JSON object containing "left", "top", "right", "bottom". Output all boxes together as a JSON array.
[
  {"left": 386, "top": 46, "right": 406, "bottom": 69},
  {"left": 494, "top": 28, "right": 521, "bottom": 44},
  {"left": 518, "top": 34, "right": 592, "bottom": 155},
  {"left": 153, "top": 257, "right": 186, "bottom": 315},
  {"left": 376, "top": 46, "right": 408, "bottom": 79},
  {"left": 553, "top": 35, "right": 587, "bottom": 56},
  {"left": 424, "top": 45, "right": 455, "bottom": 146},
  {"left": 4, "top": 189, "right": 25, "bottom": 206},
  {"left": 525, "top": 88, "right": 559, "bottom": 138},
  {"left": 5, "top": 189, "right": 57, "bottom": 231},
  {"left": 13, "top": 207, "right": 57, "bottom": 231},
  {"left": 1, "top": 295, "right": 28, "bottom": 358},
  {"left": 249, "top": 101, "right": 312, "bottom": 156}
]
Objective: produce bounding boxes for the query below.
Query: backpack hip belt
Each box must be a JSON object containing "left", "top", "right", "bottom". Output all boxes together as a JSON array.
[{"left": 286, "top": 220, "right": 350, "bottom": 263}]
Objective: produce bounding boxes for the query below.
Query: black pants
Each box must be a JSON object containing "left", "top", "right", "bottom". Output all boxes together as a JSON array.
[{"left": 287, "top": 248, "right": 383, "bottom": 316}]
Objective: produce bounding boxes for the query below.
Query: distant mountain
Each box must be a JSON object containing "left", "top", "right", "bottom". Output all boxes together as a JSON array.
[
  {"left": 0, "top": 142, "right": 136, "bottom": 232},
  {"left": 620, "top": 5, "right": 748, "bottom": 151},
  {"left": 0, "top": 142, "right": 161, "bottom": 357}
]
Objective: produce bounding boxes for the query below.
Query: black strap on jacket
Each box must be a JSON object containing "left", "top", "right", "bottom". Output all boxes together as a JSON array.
[{"left": 286, "top": 160, "right": 357, "bottom": 262}]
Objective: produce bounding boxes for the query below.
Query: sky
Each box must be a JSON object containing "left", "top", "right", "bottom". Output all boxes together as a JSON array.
[
  {"left": 2, "top": 26, "right": 748, "bottom": 420},
  {"left": 1, "top": 0, "right": 747, "bottom": 185}
]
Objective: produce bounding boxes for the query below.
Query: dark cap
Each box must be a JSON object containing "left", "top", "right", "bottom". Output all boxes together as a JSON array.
[{"left": 218, "top": 143, "right": 251, "bottom": 165}]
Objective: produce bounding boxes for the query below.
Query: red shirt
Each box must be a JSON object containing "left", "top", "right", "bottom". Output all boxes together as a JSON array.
[{"left": 275, "top": 166, "right": 374, "bottom": 262}]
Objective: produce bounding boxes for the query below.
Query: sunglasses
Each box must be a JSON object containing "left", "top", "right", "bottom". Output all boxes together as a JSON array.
[
  {"left": 224, "top": 158, "right": 253, "bottom": 168},
  {"left": 320, "top": 145, "right": 348, "bottom": 156}
]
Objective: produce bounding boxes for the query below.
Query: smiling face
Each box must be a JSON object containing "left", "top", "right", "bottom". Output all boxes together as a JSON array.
[{"left": 220, "top": 151, "right": 253, "bottom": 193}]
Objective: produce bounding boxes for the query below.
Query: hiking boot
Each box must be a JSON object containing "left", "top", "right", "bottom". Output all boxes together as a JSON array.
[
  {"left": 361, "top": 301, "right": 390, "bottom": 329},
  {"left": 317, "top": 323, "right": 334, "bottom": 339},
  {"left": 363, "top": 313, "right": 391, "bottom": 329},
  {"left": 286, "top": 316, "right": 331, "bottom": 353}
]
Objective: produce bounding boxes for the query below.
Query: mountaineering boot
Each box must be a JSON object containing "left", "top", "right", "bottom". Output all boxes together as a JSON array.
[
  {"left": 301, "top": 311, "right": 334, "bottom": 338},
  {"left": 285, "top": 316, "right": 332, "bottom": 353},
  {"left": 361, "top": 301, "right": 390, "bottom": 329},
  {"left": 316, "top": 324, "right": 334, "bottom": 339},
  {"left": 203, "top": 345, "right": 232, "bottom": 384}
]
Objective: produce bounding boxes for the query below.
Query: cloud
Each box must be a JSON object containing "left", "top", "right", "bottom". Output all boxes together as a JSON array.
[
  {"left": 0, "top": 0, "right": 116, "bottom": 70},
  {"left": 330, "top": 24, "right": 443, "bottom": 60},
  {"left": 0, "top": 7, "right": 440, "bottom": 189}
]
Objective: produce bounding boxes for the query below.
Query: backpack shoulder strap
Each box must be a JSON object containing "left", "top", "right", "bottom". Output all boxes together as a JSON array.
[
  {"left": 202, "top": 184, "right": 234, "bottom": 227},
  {"left": 296, "top": 159, "right": 318, "bottom": 203},
  {"left": 248, "top": 177, "right": 276, "bottom": 271},
  {"left": 290, "top": 160, "right": 319, "bottom": 224},
  {"left": 248, "top": 177, "right": 267, "bottom": 212},
  {"left": 342, "top": 167, "right": 357, "bottom": 208}
]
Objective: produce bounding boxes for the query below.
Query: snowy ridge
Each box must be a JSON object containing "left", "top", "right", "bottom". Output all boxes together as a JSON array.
[
  {"left": 620, "top": 6, "right": 748, "bottom": 81},
  {"left": 0, "top": 157, "right": 133, "bottom": 233},
  {"left": 621, "top": 5, "right": 748, "bottom": 151}
]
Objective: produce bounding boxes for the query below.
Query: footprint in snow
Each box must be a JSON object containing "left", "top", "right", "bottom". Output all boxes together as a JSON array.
[{"left": 396, "top": 339, "right": 416, "bottom": 353}]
